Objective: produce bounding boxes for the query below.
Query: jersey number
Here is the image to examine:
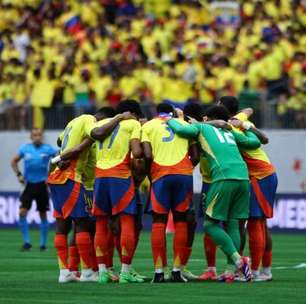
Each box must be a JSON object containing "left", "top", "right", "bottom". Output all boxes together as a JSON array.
[
  {"left": 213, "top": 128, "right": 235, "bottom": 145},
  {"left": 162, "top": 126, "right": 175, "bottom": 142},
  {"left": 61, "top": 127, "right": 72, "bottom": 151},
  {"left": 99, "top": 125, "right": 120, "bottom": 149}
]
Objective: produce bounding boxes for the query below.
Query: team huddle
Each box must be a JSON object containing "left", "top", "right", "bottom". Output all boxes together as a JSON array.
[{"left": 48, "top": 96, "right": 278, "bottom": 284}]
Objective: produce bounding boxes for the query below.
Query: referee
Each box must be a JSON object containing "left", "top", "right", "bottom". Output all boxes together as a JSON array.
[{"left": 11, "top": 128, "right": 57, "bottom": 251}]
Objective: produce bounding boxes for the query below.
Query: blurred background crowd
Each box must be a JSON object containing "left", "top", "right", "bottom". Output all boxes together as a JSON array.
[{"left": 0, "top": 0, "right": 305, "bottom": 129}]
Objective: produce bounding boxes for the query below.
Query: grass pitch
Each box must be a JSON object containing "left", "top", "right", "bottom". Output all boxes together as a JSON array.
[{"left": 0, "top": 229, "right": 305, "bottom": 304}]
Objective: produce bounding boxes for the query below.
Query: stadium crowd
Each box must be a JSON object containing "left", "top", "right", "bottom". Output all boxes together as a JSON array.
[{"left": 0, "top": 0, "right": 305, "bottom": 129}]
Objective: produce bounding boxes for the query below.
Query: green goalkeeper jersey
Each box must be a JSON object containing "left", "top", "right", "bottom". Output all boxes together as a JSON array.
[{"left": 167, "top": 120, "right": 261, "bottom": 183}]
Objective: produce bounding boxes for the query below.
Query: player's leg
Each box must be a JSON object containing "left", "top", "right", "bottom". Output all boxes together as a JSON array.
[
  {"left": 239, "top": 220, "right": 247, "bottom": 255},
  {"left": 129, "top": 188, "right": 147, "bottom": 280},
  {"left": 54, "top": 217, "right": 76, "bottom": 283},
  {"left": 68, "top": 224, "right": 80, "bottom": 275},
  {"left": 88, "top": 219, "right": 98, "bottom": 274},
  {"left": 108, "top": 176, "right": 140, "bottom": 283},
  {"left": 151, "top": 212, "right": 168, "bottom": 283},
  {"left": 199, "top": 182, "right": 217, "bottom": 280},
  {"left": 171, "top": 174, "right": 193, "bottom": 282},
  {"left": 150, "top": 176, "right": 171, "bottom": 283},
  {"left": 248, "top": 174, "right": 277, "bottom": 280},
  {"left": 261, "top": 222, "right": 273, "bottom": 280},
  {"left": 180, "top": 210, "right": 198, "bottom": 280},
  {"left": 18, "top": 184, "right": 32, "bottom": 250},
  {"left": 35, "top": 182, "right": 50, "bottom": 251},
  {"left": 92, "top": 177, "right": 113, "bottom": 283},
  {"left": 74, "top": 217, "right": 97, "bottom": 282},
  {"left": 205, "top": 181, "right": 251, "bottom": 282}
]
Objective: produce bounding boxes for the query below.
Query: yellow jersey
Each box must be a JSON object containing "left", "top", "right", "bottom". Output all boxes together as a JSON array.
[
  {"left": 48, "top": 114, "right": 95, "bottom": 184},
  {"left": 87, "top": 118, "right": 141, "bottom": 179},
  {"left": 235, "top": 112, "right": 275, "bottom": 179},
  {"left": 82, "top": 143, "right": 96, "bottom": 191},
  {"left": 141, "top": 116, "right": 193, "bottom": 182}
]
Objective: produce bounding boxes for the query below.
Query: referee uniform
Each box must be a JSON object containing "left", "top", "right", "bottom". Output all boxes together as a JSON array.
[{"left": 17, "top": 142, "right": 57, "bottom": 250}]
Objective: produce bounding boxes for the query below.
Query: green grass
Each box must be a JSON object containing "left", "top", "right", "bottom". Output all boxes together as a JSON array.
[{"left": 0, "top": 229, "right": 305, "bottom": 304}]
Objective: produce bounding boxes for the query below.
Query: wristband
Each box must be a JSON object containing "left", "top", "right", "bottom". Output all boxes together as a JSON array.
[
  {"left": 51, "top": 155, "right": 62, "bottom": 164},
  {"left": 242, "top": 121, "right": 252, "bottom": 130}
]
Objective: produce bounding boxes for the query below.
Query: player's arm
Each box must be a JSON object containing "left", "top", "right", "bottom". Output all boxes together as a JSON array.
[
  {"left": 167, "top": 119, "right": 199, "bottom": 139},
  {"left": 51, "top": 138, "right": 94, "bottom": 164},
  {"left": 231, "top": 130, "right": 261, "bottom": 149},
  {"left": 131, "top": 158, "right": 147, "bottom": 187},
  {"left": 230, "top": 119, "right": 269, "bottom": 144},
  {"left": 11, "top": 155, "right": 25, "bottom": 184},
  {"left": 247, "top": 126, "right": 269, "bottom": 144},
  {"left": 90, "top": 112, "right": 135, "bottom": 141},
  {"left": 189, "top": 143, "right": 200, "bottom": 166},
  {"left": 240, "top": 108, "right": 254, "bottom": 118}
]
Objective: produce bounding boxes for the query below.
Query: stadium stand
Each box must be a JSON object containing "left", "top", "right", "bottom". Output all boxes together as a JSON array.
[{"left": 0, "top": 0, "right": 305, "bottom": 129}]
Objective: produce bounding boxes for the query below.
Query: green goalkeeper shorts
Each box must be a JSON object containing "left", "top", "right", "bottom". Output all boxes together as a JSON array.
[{"left": 204, "top": 180, "right": 250, "bottom": 221}]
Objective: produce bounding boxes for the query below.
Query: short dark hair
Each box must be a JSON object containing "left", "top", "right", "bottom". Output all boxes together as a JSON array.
[
  {"left": 204, "top": 105, "right": 230, "bottom": 121},
  {"left": 95, "top": 106, "right": 116, "bottom": 119},
  {"left": 183, "top": 103, "right": 203, "bottom": 122},
  {"left": 218, "top": 96, "right": 239, "bottom": 116},
  {"left": 116, "top": 99, "right": 143, "bottom": 117},
  {"left": 156, "top": 103, "right": 174, "bottom": 114}
]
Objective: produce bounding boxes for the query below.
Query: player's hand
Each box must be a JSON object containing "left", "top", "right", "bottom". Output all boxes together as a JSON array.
[
  {"left": 229, "top": 118, "right": 243, "bottom": 129},
  {"left": 17, "top": 173, "right": 25, "bottom": 184},
  {"left": 118, "top": 112, "right": 136, "bottom": 121},
  {"left": 57, "top": 160, "right": 70, "bottom": 170},
  {"left": 187, "top": 116, "right": 198, "bottom": 124},
  {"left": 175, "top": 108, "right": 184, "bottom": 119}
]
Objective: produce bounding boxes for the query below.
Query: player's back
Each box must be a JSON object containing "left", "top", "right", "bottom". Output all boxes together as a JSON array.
[
  {"left": 234, "top": 112, "right": 275, "bottom": 179},
  {"left": 48, "top": 114, "right": 95, "bottom": 184},
  {"left": 142, "top": 117, "right": 193, "bottom": 181},
  {"left": 196, "top": 123, "right": 249, "bottom": 183},
  {"left": 95, "top": 118, "right": 141, "bottom": 178}
]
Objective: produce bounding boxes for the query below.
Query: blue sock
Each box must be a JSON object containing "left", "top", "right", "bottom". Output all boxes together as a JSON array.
[
  {"left": 40, "top": 219, "right": 49, "bottom": 247},
  {"left": 18, "top": 216, "right": 30, "bottom": 244}
]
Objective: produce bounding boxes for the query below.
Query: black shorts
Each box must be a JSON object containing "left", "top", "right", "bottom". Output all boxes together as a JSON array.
[{"left": 20, "top": 182, "right": 50, "bottom": 212}]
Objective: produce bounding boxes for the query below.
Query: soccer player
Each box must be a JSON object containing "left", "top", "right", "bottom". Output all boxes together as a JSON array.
[
  {"left": 181, "top": 103, "right": 217, "bottom": 281},
  {"left": 219, "top": 96, "right": 277, "bottom": 281},
  {"left": 11, "top": 128, "right": 57, "bottom": 251},
  {"left": 166, "top": 105, "right": 262, "bottom": 282},
  {"left": 54, "top": 107, "right": 122, "bottom": 281},
  {"left": 87, "top": 100, "right": 144, "bottom": 284},
  {"left": 48, "top": 111, "right": 103, "bottom": 283},
  {"left": 142, "top": 103, "right": 198, "bottom": 283}
]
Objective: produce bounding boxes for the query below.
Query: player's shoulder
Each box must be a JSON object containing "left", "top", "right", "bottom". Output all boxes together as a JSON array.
[
  {"left": 142, "top": 118, "right": 156, "bottom": 128},
  {"left": 120, "top": 118, "right": 141, "bottom": 128},
  {"left": 69, "top": 114, "right": 94, "bottom": 126}
]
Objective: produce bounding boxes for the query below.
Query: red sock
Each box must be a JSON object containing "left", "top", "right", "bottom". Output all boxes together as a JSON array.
[
  {"left": 204, "top": 234, "right": 217, "bottom": 268},
  {"left": 95, "top": 216, "right": 109, "bottom": 266},
  {"left": 131, "top": 229, "right": 140, "bottom": 260},
  {"left": 181, "top": 247, "right": 192, "bottom": 266},
  {"left": 106, "top": 230, "right": 114, "bottom": 269},
  {"left": 120, "top": 214, "right": 136, "bottom": 265},
  {"left": 262, "top": 223, "right": 272, "bottom": 267},
  {"left": 173, "top": 222, "right": 187, "bottom": 268},
  {"left": 76, "top": 232, "right": 92, "bottom": 270},
  {"left": 54, "top": 234, "right": 69, "bottom": 269},
  {"left": 247, "top": 219, "right": 266, "bottom": 271},
  {"left": 151, "top": 222, "right": 167, "bottom": 269},
  {"left": 114, "top": 234, "right": 121, "bottom": 260},
  {"left": 68, "top": 245, "right": 80, "bottom": 272}
]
